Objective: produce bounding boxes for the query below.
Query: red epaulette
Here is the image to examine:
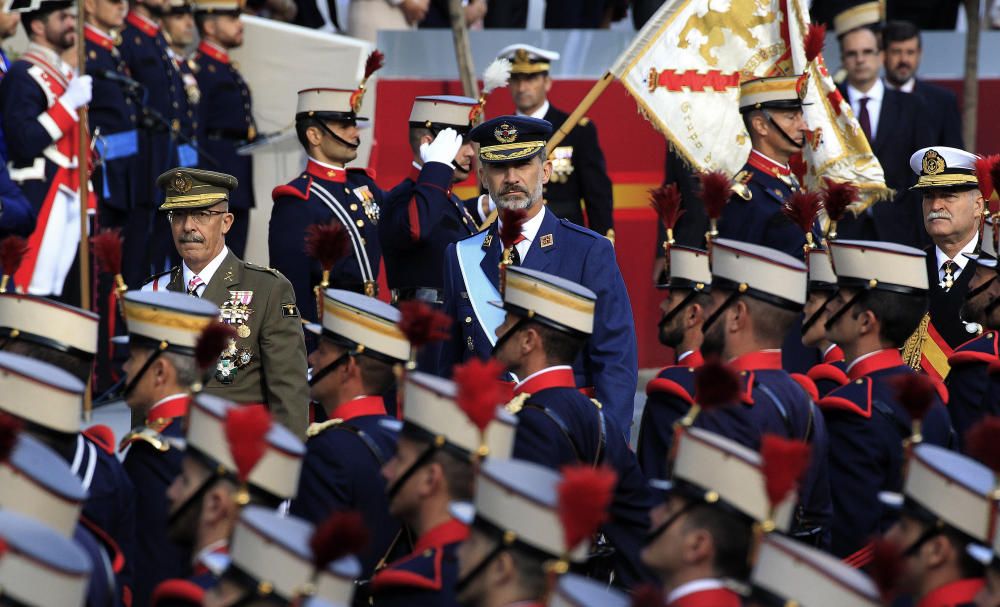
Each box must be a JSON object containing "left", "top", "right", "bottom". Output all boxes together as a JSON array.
[
  {"left": 150, "top": 579, "right": 205, "bottom": 607},
  {"left": 790, "top": 373, "right": 819, "bottom": 401},
  {"left": 818, "top": 378, "right": 874, "bottom": 419},
  {"left": 645, "top": 373, "right": 694, "bottom": 406},
  {"left": 738, "top": 371, "right": 756, "bottom": 406},
  {"left": 347, "top": 166, "right": 376, "bottom": 181},
  {"left": 272, "top": 179, "right": 310, "bottom": 202},
  {"left": 83, "top": 424, "right": 116, "bottom": 455},
  {"left": 807, "top": 363, "right": 849, "bottom": 388},
  {"left": 948, "top": 331, "right": 1000, "bottom": 367},
  {"left": 371, "top": 548, "right": 445, "bottom": 591}
]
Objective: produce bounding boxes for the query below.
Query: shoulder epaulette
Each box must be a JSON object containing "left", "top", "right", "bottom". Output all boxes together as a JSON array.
[
  {"left": 807, "top": 362, "right": 850, "bottom": 388},
  {"left": 272, "top": 179, "right": 310, "bottom": 202},
  {"left": 732, "top": 170, "right": 753, "bottom": 201},
  {"left": 244, "top": 262, "right": 280, "bottom": 276},
  {"left": 790, "top": 373, "right": 819, "bottom": 401},
  {"left": 817, "top": 377, "right": 873, "bottom": 419},
  {"left": 83, "top": 425, "right": 116, "bottom": 455},
  {"left": 738, "top": 371, "right": 756, "bottom": 406},
  {"left": 645, "top": 375, "right": 695, "bottom": 405},
  {"left": 558, "top": 218, "right": 601, "bottom": 238},
  {"left": 347, "top": 166, "right": 376, "bottom": 181},
  {"left": 151, "top": 579, "right": 205, "bottom": 607},
  {"left": 505, "top": 393, "right": 531, "bottom": 415},
  {"left": 119, "top": 426, "right": 170, "bottom": 453},
  {"left": 306, "top": 418, "right": 343, "bottom": 438},
  {"left": 948, "top": 331, "right": 1000, "bottom": 367},
  {"left": 371, "top": 549, "right": 445, "bottom": 591}
]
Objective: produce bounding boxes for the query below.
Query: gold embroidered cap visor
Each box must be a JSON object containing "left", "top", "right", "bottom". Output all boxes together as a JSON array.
[
  {"left": 470, "top": 115, "right": 553, "bottom": 164},
  {"left": 833, "top": 0, "right": 884, "bottom": 36},
  {"left": 909, "top": 146, "right": 981, "bottom": 190},
  {"left": 156, "top": 167, "right": 238, "bottom": 210},
  {"left": 738, "top": 75, "right": 809, "bottom": 112},
  {"left": 497, "top": 44, "right": 560, "bottom": 75}
]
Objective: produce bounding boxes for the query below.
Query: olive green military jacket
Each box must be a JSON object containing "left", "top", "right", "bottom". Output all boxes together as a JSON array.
[{"left": 144, "top": 249, "right": 309, "bottom": 436}]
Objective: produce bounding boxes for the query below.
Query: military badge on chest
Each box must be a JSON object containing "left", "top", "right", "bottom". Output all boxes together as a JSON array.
[
  {"left": 550, "top": 146, "right": 574, "bottom": 184},
  {"left": 352, "top": 185, "right": 380, "bottom": 224},
  {"left": 216, "top": 291, "right": 255, "bottom": 384}
]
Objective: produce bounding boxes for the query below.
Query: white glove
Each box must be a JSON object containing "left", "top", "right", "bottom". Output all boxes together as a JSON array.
[
  {"left": 61, "top": 75, "right": 93, "bottom": 110},
  {"left": 420, "top": 127, "right": 463, "bottom": 167}
]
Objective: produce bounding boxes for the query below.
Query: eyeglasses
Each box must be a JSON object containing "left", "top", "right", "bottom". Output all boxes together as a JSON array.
[{"left": 167, "top": 209, "right": 227, "bottom": 225}]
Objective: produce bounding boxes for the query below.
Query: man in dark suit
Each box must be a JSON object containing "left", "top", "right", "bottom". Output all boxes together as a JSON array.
[
  {"left": 835, "top": 7, "right": 934, "bottom": 247},
  {"left": 439, "top": 115, "right": 638, "bottom": 435},
  {"left": 883, "top": 20, "right": 963, "bottom": 149},
  {"left": 497, "top": 44, "right": 615, "bottom": 240}
]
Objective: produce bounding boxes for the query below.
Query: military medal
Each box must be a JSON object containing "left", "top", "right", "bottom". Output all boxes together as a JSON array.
[
  {"left": 237, "top": 324, "right": 251, "bottom": 339},
  {"left": 353, "top": 185, "right": 380, "bottom": 224}
]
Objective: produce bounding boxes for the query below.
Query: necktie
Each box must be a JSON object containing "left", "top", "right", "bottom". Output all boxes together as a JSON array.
[
  {"left": 858, "top": 97, "right": 872, "bottom": 141},
  {"left": 941, "top": 260, "right": 956, "bottom": 291},
  {"left": 509, "top": 235, "right": 527, "bottom": 266},
  {"left": 187, "top": 275, "right": 205, "bottom": 297}
]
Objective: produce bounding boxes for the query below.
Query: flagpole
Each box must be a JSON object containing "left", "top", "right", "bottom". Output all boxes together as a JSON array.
[
  {"left": 76, "top": 0, "right": 90, "bottom": 313},
  {"left": 544, "top": 71, "right": 614, "bottom": 155}
]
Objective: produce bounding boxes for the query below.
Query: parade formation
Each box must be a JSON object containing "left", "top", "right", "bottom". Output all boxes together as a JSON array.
[{"left": 0, "top": 0, "right": 999, "bottom": 605}]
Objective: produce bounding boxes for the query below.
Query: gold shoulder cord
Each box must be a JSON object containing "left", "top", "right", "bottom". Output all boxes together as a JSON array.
[{"left": 901, "top": 313, "right": 931, "bottom": 371}]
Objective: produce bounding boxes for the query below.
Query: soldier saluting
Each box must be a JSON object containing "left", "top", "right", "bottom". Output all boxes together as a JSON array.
[{"left": 143, "top": 167, "right": 310, "bottom": 436}]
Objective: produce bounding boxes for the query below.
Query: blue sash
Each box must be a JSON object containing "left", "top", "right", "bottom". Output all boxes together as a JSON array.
[
  {"left": 96, "top": 129, "right": 138, "bottom": 161},
  {"left": 177, "top": 143, "right": 198, "bottom": 167},
  {"left": 456, "top": 232, "right": 505, "bottom": 347}
]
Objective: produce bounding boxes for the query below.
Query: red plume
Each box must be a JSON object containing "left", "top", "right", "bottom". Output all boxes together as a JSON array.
[
  {"left": 649, "top": 184, "right": 684, "bottom": 231},
  {"left": 397, "top": 301, "right": 452, "bottom": 348},
  {"left": 364, "top": 50, "right": 385, "bottom": 80},
  {"left": 499, "top": 208, "right": 529, "bottom": 249},
  {"left": 453, "top": 358, "right": 507, "bottom": 432},
  {"left": 965, "top": 416, "right": 1000, "bottom": 472},
  {"left": 91, "top": 228, "right": 123, "bottom": 276},
  {"left": 693, "top": 357, "right": 741, "bottom": 409},
  {"left": 557, "top": 464, "right": 617, "bottom": 552},
  {"left": 820, "top": 177, "right": 859, "bottom": 223},
  {"left": 225, "top": 404, "right": 271, "bottom": 484},
  {"left": 783, "top": 190, "right": 823, "bottom": 236},
  {"left": 194, "top": 321, "right": 238, "bottom": 371},
  {"left": 698, "top": 170, "right": 732, "bottom": 221},
  {"left": 310, "top": 511, "right": 370, "bottom": 570},
  {"left": 976, "top": 155, "right": 1000, "bottom": 200},
  {"left": 892, "top": 373, "right": 935, "bottom": 423},
  {"left": 0, "top": 412, "right": 23, "bottom": 464},
  {"left": 760, "top": 434, "right": 811, "bottom": 508},
  {"left": 788, "top": 153, "right": 807, "bottom": 185},
  {"left": 0, "top": 236, "right": 29, "bottom": 278},
  {"left": 869, "top": 538, "right": 904, "bottom": 603},
  {"left": 630, "top": 584, "right": 665, "bottom": 607},
  {"left": 804, "top": 23, "right": 827, "bottom": 63},
  {"left": 304, "top": 221, "right": 350, "bottom": 273}
]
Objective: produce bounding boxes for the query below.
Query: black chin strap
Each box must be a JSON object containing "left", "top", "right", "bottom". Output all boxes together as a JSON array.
[
  {"left": 700, "top": 290, "right": 742, "bottom": 335},
  {"left": 900, "top": 523, "right": 943, "bottom": 559},
  {"left": 166, "top": 470, "right": 219, "bottom": 530},
  {"left": 801, "top": 292, "right": 838, "bottom": 336},
  {"left": 316, "top": 119, "right": 360, "bottom": 150},
  {"left": 490, "top": 316, "right": 532, "bottom": 358},
  {"left": 643, "top": 500, "right": 697, "bottom": 546},
  {"left": 658, "top": 290, "right": 700, "bottom": 332},
  {"left": 762, "top": 109, "right": 804, "bottom": 150},
  {"left": 386, "top": 438, "right": 444, "bottom": 501},
  {"left": 122, "top": 342, "right": 168, "bottom": 400},
  {"left": 823, "top": 289, "right": 868, "bottom": 332},
  {"left": 308, "top": 351, "right": 353, "bottom": 387},
  {"left": 965, "top": 275, "right": 997, "bottom": 304},
  {"left": 453, "top": 540, "right": 508, "bottom": 595}
]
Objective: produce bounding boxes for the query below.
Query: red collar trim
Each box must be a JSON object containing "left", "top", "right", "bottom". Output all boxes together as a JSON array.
[
  {"left": 192, "top": 544, "right": 229, "bottom": 577},
  {"left": 146, "top": 394, "right": 190, "bottom": 424},
  {"left": 197, "top": 40, "right": 229, "bottom": 64},
  {"left": 916, "top": 578, "right": 985, "bottom": 607},
  {"left": 748, "top": 150, "right": 791, "bottom": 177},
  {"left": 307, "top": 159, "right": 347, "bottom": 183},
  {"left": 729, "top": 350, "right": 783, "bottom": 372},
  {"left": 414, "top": 519, "right": 468, "bottom": 553},
  {"left": 330, "top": 395, "right": 386, "bottom": 422},
  {"left": 84, "top": 25, "right": 115, "bottom": 51},
  {"left": 126, "top": 12, "right": 159, "bottom": 36},
  {"left": 823, "top": 345, "right": 845, "bottom": 364},
  {"left": 670, "top": 588, "right": 743, "bottom": 607},
  {"left": 514, "top": 367, "right": 577, "bottom": 395},
  {"left": 676, "top": 350, "right": 704, "bottom": 367},
  {"left": 848, "top": 349, "right": 904, "bottom": 380}
]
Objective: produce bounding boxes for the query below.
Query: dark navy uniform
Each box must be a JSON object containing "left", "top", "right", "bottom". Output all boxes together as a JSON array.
[
  {"left": 729, "top": 351, "right": 832, "bottom": 548},
  {"left": 806, "top": 345, "right": 849, "bottom": 399},
  {"left": 193, "top": 40, "right": 254, "bottom": 257},
  {"left": 818, "top": 348, "right": 953, "bottom": 561},
  {"left": 171, "top": 51, "right": 200, "bottom": 168},
  {"left": 440, "top": 208, "right": 638, "bottom": 434},
  {"left": 921, "top": 247, "right": 978, "bottom": 379},
  {"left": 507, "top": 366, "right": 656, "bottom": 588},
  {"left": 540, "top": 105, "right": 614, "bottom": 238},
  {"left": 369, "top": 518, "right": 467, "bottom": 607},
  {"left": 290, "top": 395, "right": 402, "bottom": 580},
  {"left": 945, "top": 331, "right": 1000, "bottom": 453},
  {"left": 381, "top": 162, "right": 478, "bottom": 296},
  {"left": 270, "top": 160, "right": 382, "bottom": 322},
  {"left": 120, "top": 394, "right": 190, "bottom": 607},
  {"left": 119, "top": 11, "right": 188, "bottom": 278},
  {"left": 718, "top": 151, "right": 811, "bottom": 260},
  {"left": 85, "top": 24, "right": 140, "bottom": 223},
  {"left": 637, "top": 350, "right": 761, "bottom": 480}
]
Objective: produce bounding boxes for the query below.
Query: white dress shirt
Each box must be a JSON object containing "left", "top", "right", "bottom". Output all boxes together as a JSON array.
[
  {"left": 182, "top": 246, "right": 229, "bottom": 296},
  {"left": 847, "top": 78, "right": 885, "bottom": 141},
  {"left": 496, "top": 206, "right": 547, "bottom": 263},
  {"left": 935, "top": 233, "right": 979, "bottom": 283},
  {"left": 516, "top": 99, "right": 550, "bottom": 120}
]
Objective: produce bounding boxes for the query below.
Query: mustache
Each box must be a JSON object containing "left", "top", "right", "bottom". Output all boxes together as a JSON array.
[
  {"left": 500, "top": 186, "right": 528, "bottom": 197},
  {"left": 926, "top": 210, "right": 952, "bottom": 221},
  {"left": 179, "top": 233, "right": 205, "bottom": 244}
]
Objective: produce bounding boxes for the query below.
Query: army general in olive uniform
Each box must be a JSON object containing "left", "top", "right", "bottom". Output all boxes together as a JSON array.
[{"left": 142, "top": 168, "right": 309, "bottom": 436}]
